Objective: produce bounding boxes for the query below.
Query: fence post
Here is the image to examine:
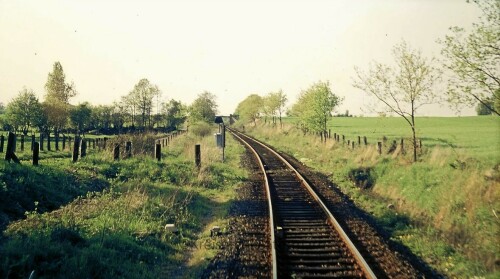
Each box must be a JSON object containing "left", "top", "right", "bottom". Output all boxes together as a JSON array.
[
  {"left": 195, "top": 144, "right": 201, "bottom": 168},
  {"left": 33, "top": 142, "right": 39, "bottom": 165},
  {"left": 40, "top": 134, "right": 44, "bottom": 151},
  {"left": 400, "top": 138, "right": 404, "bottom": 154},
  {"left": 62, "top": 135, "right": 66, "bottom": 150},
  {"left": 47, "top": 134, "right": 51, "bottom": 151},
  {"left": 358, "top": 136, "right": 361, "bottom": 145},
  {"left": 377, "top": 142, "right": 382, "bottom": 154},
  {"left": 21, "top": 135, "right": 25, "bottom": 151},
  {"left": 126, "top": 141, "right": 132, "bottom": 158},
  {"left": 155, "top": 143, "right": 161, "bottom": 161},
  {"left": 0, "top": 134, "right": 5, "bottom": 153},
  {"left": 81, "top": 139, "right": 87, "bottom": 158},
  {"left": 364, "top": 136, "right": 367, "bottom": 146},
  {"left": 5, "top": 132, "right": 20, "bottom": 163},
  {"left": 72, "top": 137, "right": 80, "bottom": 162},
  {"left": 328, "top": 129, "right": 331, "bottom": 139},
  {"left": 352, "top": 141, "right": 355, "bottom": 149},
  {"left": 103, "top": 137, "right": 107, "bottom": 149},
  {"left": 347, "top": 140, "right": 350, "bottom": 147},
  {"left": 342, "top": 135, "right": 345, "bottom": 144},
  {"left": 31, "top": 134, "right": 35, "bottom": 151},
  {"left": 93, "top": 139, "right": 96, "bottom": 149},
  {"left": 114, "top": 144, "right": 120, "bottom": 161},
  {"left": 55, "top": 133, "right": 59, "bottom": 151}
]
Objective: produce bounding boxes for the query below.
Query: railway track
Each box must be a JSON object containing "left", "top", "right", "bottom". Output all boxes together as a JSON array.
[{"left": 229, "top": 128, "right": 377, "bottom": 279}]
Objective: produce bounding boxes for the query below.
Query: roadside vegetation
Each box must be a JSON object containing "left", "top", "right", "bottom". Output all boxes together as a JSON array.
[
  {"left": 0, "top": 128, "right": 246, "bottom": 278},
  {"left": 238, "top": 116, "right": 499, "bottom": 278}
]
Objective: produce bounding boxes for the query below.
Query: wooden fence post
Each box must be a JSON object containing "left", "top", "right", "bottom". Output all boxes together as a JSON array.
[
  {"left": 114, "top": 144, "right": 120, "bottom": 161},
  {"left": 126, "top": 141, "right": 132, "bottom": 158},
  {"left": 40, "top": 134, "right": 44, "bottom": 151},
  {"left": 55, "top": 134, "right": 59, "bottom": 151},
  {"left": 328, "top": 129, "right": 331, "bottom": 139},
  {"left": 20, "top": 135, "right": 25, "bottom": 151},
  {"left": 155, "top": 143, "right": 161, "bottom": 161},
  {"left": 352, "top": 141, "right": 355, "bottom": 149},
  {"left": 81, "top": 139, "right": 87, "bottom": 158},
  {"left": 364, "top": 136, "right": 367, "bottom": 145},
  {"left": 400, "top": 138, "right": 405, "bottom": 154},
  {"left": 103, "top": 137, "right": 107, "bottom": 149},
  {"left": 358, "top": 136, "right": 361, "bottom": 145},
  {"left": 0, "top": 134, "right": 5, "bottom": 153},
  {"left": 33, "top": 142, "right": 39, "bottom": 165},
  {"left": 31, "top": 134, "right": 35, "bottom": 151},
  {"left": 5, "top": 132, "right": 20, "bottom": 163},
  {"left": 47, "top": 135, "right": 51, "bottom": 151},
  {"left": 377, "top": 142, "right": 382, "bottom": 154},
  {"left": 195, "top": 144, "right": 201, "bottom": 168},
  {"left": 62, "top": 135, "right": 66, "bottom": 150},
  {"left": 72, "top": 137, "right": 80, "bottom": 162},
  {"left": 93, "top": 139, "right": 96, "bottom": 149}
]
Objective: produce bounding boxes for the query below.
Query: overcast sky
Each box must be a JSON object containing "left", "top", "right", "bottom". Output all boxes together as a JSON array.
[{"left": 0, "top": 0, "right": 481, "bottom": 116}]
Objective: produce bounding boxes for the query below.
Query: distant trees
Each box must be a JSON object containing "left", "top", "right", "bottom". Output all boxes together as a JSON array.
[
  {"left": 353, "top": 41, "right": 442, "bottom": 162},
  {"left": 290, "top": 81, "right": 342, "bottom": 135},
  {"left": 69, "top": 102, "right": 92, "bottom": 135},
  {"left": 439, "top": 0, "right": 500, "bottom": 115},
  {"left": 476, "top": 97, "right": 495, "bottom": 115},
  {"left": 128, "top": 79, "right": 161, "bottom": 128},
  {"left": 236, "top": 94, "right": 263, "bottom": 126},
  {"left": 189, "top": 91, "right": 218, "bottom": 123},
  {"left": 5, "top": 88, "right": 43, "bottom": 135},
  {"left": 162, "top": 99, "right": 186, "bottom": 130},
  {"left": 263, "top": 90, "right": 288, "bottom": 127}
]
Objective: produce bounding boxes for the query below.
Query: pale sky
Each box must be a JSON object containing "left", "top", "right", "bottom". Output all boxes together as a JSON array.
[{"left": 0, "top": 0, "right": 481, "bottom": 116}]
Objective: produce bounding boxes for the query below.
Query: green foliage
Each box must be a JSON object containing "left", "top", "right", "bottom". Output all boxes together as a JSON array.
[
  {"left": 128, "top": 78, "right": 161, "bottom": 128},
  {"left": 5, "top": 88, "right": 43, "bottom": 134},
  {"left": 69, "top": 102, "right": 92, "bottom": 134},
  {"left": 235, "top": 94, "right": 263, "bottom": 125},
  {"left": 439, "top": 0, "right": 500, "bottom": 115},
  {"left": 44, "top": 62, "right": 76, "bottom": 104},
  {"left": 189, "top": 91, "right": 218, "bottom": 123},
  {"left": 291, "top": 80, "right": 341, "bottom": 133},
  {"left": 476, "top": 97, "right": 496, "bottom": 115},
  {"left": 189, "top": 121, "right": 214, "bottom": 138},
  {"left": 162, "top": 99, "right": 187, "bottom": 130}
]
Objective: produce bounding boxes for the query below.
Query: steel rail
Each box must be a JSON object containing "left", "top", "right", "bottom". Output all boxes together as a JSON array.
[{"left": 230, "top": 128, "right": 377, "bottom": 279}]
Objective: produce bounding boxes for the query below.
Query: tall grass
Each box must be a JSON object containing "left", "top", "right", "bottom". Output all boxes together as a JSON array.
[{"left": 244, "top": 117, "right": 499, "bottom": 278}]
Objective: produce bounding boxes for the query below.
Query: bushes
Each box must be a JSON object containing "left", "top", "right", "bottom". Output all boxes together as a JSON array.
[{"left": 189, "top": 121, "right": 214, "bottom": 137}]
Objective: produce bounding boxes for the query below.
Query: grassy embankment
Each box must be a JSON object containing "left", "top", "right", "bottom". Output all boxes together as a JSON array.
[
  {"left": 242, "top": 116, "right": 499, "bottom": 278},
  {"left": 0, "top": 126, "right": 246, "bottom": 278}
]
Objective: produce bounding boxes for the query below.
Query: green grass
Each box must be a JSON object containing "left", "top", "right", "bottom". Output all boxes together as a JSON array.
[
  {"left": 243, "top": 116, "right": 499, "bottom": 278},
  {"left": 0, "top": 128, "right": 247, "bottom": 278}
]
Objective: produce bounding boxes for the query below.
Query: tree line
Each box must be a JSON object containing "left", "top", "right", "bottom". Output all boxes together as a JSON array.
[{"left": 0, "top": 63, "right": 218, "bottom": 137}]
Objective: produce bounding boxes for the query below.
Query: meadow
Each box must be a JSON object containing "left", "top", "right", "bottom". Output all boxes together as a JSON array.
[
  {"left": 0, "top": 127, "right": 246, "bottom": 278},
  {"left": 244, "top": 115, "right": 499, "bottom": 278}
]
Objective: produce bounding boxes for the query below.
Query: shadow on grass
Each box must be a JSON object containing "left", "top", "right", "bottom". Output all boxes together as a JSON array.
[{"left": 0, "top": 161, "right": 109, "bottom": 232}]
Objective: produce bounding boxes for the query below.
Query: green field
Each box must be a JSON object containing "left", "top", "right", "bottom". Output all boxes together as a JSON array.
[{"left": 244, "top": 116, "right": 499, "bottom": 278}]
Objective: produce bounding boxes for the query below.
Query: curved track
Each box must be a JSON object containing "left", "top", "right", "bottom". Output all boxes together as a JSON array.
[{"left": 229, "top": 129, "right": 377, "bottom": 279}]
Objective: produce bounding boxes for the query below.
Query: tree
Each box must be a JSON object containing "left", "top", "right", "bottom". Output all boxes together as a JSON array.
[
  {"left": 162, "top": 99, "right": 186, "bottom": 130},
  {"left": 235, "top": 94, "right": 263, "bottom": 126},
  {"left": 353, "top": 41, "right": 442, "bottom": 162},
  {"left": 439, "top": 0, "right": 500, "bottom": 115},
  {"left": 189, "top": 91, "right": 218, "bottom": 123},
  {"left": 69, "top": 102, "right": 92, "bottom": 135},
  {"left": 128, "top": 79, "right": 161, "bottom": 129},
  {"left": 266, "top": 90, "right": 288, "bottom": 128},
  {"left": 290, "top": 81, "right": 341, "bottom": 135},
  {"left": 476, "top": 97, "right": 495, "bottom": 115},
  {"left": 44, "top": 62, "right": 77, "bottom": 136},
  {"left": 5, "top": 88, "right": 43, "bottom": 134}
]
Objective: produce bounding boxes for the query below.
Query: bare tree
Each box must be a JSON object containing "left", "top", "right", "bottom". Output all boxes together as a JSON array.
[{"left": 353, "top": 41, "right": 442, "bottom": 162}]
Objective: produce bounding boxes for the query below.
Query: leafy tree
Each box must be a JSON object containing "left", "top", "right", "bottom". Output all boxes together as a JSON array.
[
  {"left": 291, "top": 81, "right": 341, "bottom": 135},
  {"left": 162, "top": 99, "right": 186, "bottom": 130},
  {"left": 111, "top": 101, "right": 127, "bottom": 132},
  {"left": 235, "top": 94, "right": 263, "bottom": 126},
  {"left": 353, "top": 41, "right": 442, "bottom": 162},
  {"left": 0, "top": 102, "right": 5, "bottom": 114},
  {"left": 5, "top": 88, "right": 43, "bottom": 134},
  {"left": 476, "top": 97, "right": 495, "bottom": 115},
  {"left": 90, "top": 105, "right": 112, "bottom": 131},
  {"left": 44, "top": 62, "right": 77, "bottom": 136},
  {"left": 266, "top": 90, "right": 288, "bottom": 127},
  {"left": 439, "top": 0, "right": 500, "bottom": 115},
  {"left": 128, "top": 79, "right": 161, "bottom": 129},
  {"left": 69, "top": 102, "right": 92, "bottom": 135},
  {"left": 189, "top": 91, "right": 218, "bottom": 123}
]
